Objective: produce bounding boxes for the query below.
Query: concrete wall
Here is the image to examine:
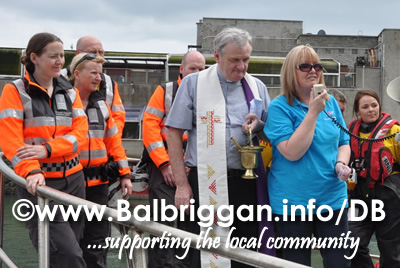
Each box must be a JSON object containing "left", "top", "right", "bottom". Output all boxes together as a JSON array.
[
  {"left": 298, "top": 35, "right": 378, "bottom": 72},
  {"left": 379, "top": 29, "right": 400, "bottom": 119},
  {"left": 355, "top": 66, "right": 381, "bottom": 91},
  {"left": 198, "top": 17, "right": 302, "bottom": 56},
  {"left": 198, "top": 18, "right": 379, "bottom": 72}
]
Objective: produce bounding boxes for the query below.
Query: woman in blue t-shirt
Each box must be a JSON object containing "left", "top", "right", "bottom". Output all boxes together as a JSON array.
[{"left": 264, "top": 44, "right": 352, "bottom": 267}]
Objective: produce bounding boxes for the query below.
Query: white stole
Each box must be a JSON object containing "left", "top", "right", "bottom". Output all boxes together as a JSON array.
[
  {"left": 197, "top": 64, "right": 230, "bottom": 268},
  {"left": 196, "top": 64, "right": 260, "bottom": 267}
]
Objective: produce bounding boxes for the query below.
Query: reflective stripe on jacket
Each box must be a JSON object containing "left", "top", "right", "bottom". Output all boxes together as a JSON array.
[
  {"left": 0, "top": 71, "right": 88, "bottom": 179},
  {"left": 80, "top": 90, "right": 130, "bottom": 187},
  {"left": 142, "top": 76, "right": 187, "bottom": 169},
  {"left": 99, "top": 73, "right": 125, "bottom": 138}
]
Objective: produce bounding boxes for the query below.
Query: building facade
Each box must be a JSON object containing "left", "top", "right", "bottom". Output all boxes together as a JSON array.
[{"left": 196, "top": 17, "right": 400, "bottom": 122}]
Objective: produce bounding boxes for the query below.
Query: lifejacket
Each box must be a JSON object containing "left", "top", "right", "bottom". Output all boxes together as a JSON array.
[
  {"left": 349, "top": 112, "right": 399, "bottom": 188},
  {"left": 142, "top": 76, "right": 187, "bottom": 169},
  {"left": 0, "top": 71, "right": 88, "bottom": 179},
  {"left": 79, "top": 91, "right": 130, "bottom": 187}
]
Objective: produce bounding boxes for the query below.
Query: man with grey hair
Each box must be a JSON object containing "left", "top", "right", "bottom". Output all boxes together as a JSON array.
[{"left": 166, "top": 27, "right": 272, "bottom": 268}]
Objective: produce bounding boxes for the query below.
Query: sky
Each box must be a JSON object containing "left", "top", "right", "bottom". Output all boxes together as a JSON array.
[{"left": 1, "top": 0, "right": 399, "bottom": 55}]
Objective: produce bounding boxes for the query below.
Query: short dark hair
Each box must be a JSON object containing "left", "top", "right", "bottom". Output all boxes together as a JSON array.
[{"left": 21, "top": 32, "right": 63, "bottom": 73}]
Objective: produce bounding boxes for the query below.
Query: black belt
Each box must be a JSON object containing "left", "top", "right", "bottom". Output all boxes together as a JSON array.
[
  {"left": 189, "top": 167, "right": 244, "bottom": 178},
  {"left": 83, "top": 165, "right": 107, "bottom": 182}
]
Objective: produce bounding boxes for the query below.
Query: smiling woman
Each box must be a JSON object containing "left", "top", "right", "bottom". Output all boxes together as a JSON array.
[
  {"left": 69, "top": 53, "right": 104, "bottom": 108},
  {"left": 347, "top": 89, "right": 400, "bottom": 267},
  {"left": 0, "top": 32, "right": 89, "bottom": 268},
  {"left": 68, "top": 52, "right": 133, "bottom": 267},
  {"left": 264, "top": 44, "right": 351, "bottom": 267}
]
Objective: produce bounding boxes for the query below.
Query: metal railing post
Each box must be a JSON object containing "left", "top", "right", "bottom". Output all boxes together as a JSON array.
[
  {"left": 37, "top": 195, "right": 50, "bottom": 268},
  {"left": 112, "top": 223, "right": 135, "bottom": 268},
  {"left": 131, "top": 229, "right": 147, "bottom": 268}
]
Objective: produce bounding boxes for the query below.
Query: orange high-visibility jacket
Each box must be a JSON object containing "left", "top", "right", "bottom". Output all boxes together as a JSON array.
[
  {"left": 0, "top": 71, "right": 88, "bottom": 179},
  {"left": 142, "top": 76, "right": 187, "bottom": 169},
  {"left": 61, "top": 68, "right": 125, "bottom": 138},
  {"left": 99, "top": 73, "right": 125, "bottom": 138},
  {"left": 79, "top": 90, "right": 131, "bottom": 187}
]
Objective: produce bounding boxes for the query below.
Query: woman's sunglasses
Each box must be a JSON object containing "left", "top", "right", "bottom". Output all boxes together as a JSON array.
[
  {"left": 296, "top": 63, "right": 323, "bottom": 72},
  {"left": 73, "top": 53, "right": 97, "bottom": 72}
]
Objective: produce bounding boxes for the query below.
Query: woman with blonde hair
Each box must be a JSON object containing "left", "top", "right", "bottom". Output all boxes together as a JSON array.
[
  {"left": 264, "top": 45, "right": 351, "bottom": 267},
  {"left": 69, "top": 52, "right": 133, "bottom": 267}
]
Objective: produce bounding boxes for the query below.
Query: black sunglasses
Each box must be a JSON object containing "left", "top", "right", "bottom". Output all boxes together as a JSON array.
[
  {"left": 296, "top": 63, "right": 323, "bottom": 72},
  {"left": 73, "top": 53, "right": 97, "bottom": 72}
]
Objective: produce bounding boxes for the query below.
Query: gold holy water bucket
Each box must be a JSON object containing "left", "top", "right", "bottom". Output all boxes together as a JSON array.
[{"left": 230, "top": 131, "right": 265, "bottom": 179}]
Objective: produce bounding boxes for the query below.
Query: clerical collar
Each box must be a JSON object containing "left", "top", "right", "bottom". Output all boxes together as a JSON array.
[{"left": 216, "top": 66, "right": 241, "bottom": 84}]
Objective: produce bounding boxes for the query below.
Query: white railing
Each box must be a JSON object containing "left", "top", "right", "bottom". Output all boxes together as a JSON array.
[{"left": 0, "top": 153, "right": 310, "bottom": 268}]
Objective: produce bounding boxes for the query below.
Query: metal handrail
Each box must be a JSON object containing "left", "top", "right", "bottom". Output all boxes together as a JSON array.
[
  {"left": 0, "top": 248, "right": 17, "bottom": 268},
  {"left": 0, "top": 153, "right": 310, "bottom": 268}
]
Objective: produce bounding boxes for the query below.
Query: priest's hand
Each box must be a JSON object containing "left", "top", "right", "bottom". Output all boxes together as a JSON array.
[{"left": 242, "top": 113, "right": 265, "bottom": 134}]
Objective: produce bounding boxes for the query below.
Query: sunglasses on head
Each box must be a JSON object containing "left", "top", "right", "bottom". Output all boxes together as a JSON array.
[
  {"left": 296, "top": 63, "right": 323, "bottom": 72},
  {"left": 73, "top": 53, "right": 97, "bottom": 72}
]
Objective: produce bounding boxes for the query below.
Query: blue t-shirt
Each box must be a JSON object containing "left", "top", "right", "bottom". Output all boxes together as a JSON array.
[{"left": 264, "top": 95, "right": 349, "bottom": 215}]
